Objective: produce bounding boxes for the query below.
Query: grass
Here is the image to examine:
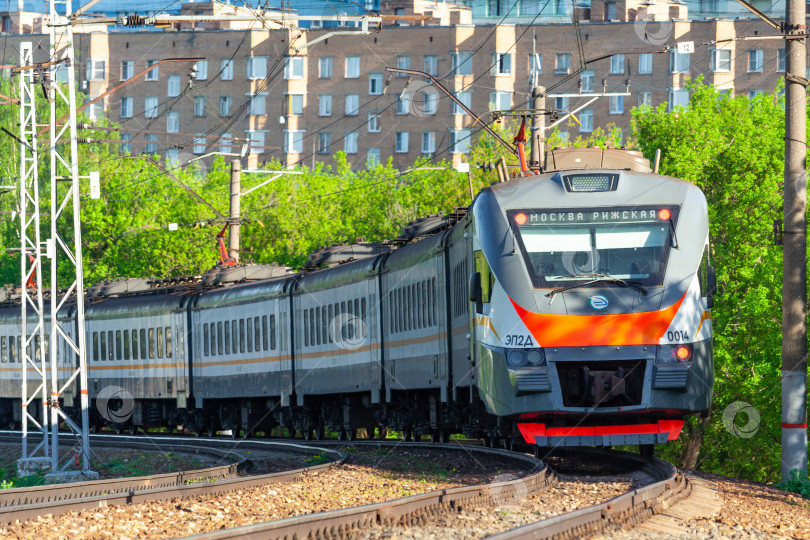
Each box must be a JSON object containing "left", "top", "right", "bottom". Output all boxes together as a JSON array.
[
  {"left": 303, "top": 454, "right": 330, "bottom": 467},
  {"left": 777, "top": 469, "right": 810, "bottom": 499}
]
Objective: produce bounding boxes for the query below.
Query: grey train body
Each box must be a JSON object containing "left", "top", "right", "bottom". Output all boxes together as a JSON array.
[{"left": 0, "top": 153, "right": 714, "bottom": 446}]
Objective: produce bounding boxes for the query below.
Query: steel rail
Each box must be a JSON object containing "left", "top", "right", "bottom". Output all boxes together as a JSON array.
[
  {"left": 0, "top": 433, "right": 343, "bottom": 524},
  {"left": 489, "top": 448, "right": 690, "bottom": 539},
  {"left": 183, "top": 442, "right": 552, "bottom": 540}
]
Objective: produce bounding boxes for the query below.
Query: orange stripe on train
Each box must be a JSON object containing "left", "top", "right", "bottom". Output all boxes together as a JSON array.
[{"left": 509, "top": 293, "right": 686, "bottom": 347}]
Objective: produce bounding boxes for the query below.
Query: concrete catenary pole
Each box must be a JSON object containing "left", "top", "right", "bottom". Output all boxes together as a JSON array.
[
  {"left": 781, "top": 0, "right": 808, "bottom": 482},
  {"left": 229, "top": 159, "right": 241, "bottom": 263},
  {"left": 530, "top": 86, "right": 546, "bottom": 170}
]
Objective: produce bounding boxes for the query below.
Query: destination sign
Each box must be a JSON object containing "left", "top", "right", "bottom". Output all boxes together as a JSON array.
[{"left": 509, "top": 207, "right": 678, "bottom": 226}]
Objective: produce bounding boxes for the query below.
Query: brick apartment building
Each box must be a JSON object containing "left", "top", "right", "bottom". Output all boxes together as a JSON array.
[{"left": 0, "top": 0, "right": 801, "bottom": 168}]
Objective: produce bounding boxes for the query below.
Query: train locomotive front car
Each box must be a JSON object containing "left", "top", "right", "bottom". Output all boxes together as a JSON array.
[{"left": 469, "top": 148, "right": 715, "bottom": 448}]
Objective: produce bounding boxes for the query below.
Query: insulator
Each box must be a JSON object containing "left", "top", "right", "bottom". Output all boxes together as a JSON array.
[
  {"left": 77, "top": 137, "right": 93, "bottom": 144},
  {"left": 119, "top": 15, "right": 147, "bottom": 27}
]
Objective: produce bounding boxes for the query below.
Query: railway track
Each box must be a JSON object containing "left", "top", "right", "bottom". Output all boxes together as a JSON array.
[
  {"left": 0, "top": 432, "right": 342, "bottom": 524},
  {"left": 182, "top": 447, "right": 687, "bottom": 540},
  {"left": 1, "top": 432, "right": 689, "bottom": 539}
]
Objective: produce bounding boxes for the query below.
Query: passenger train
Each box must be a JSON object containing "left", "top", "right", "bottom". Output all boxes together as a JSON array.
[{"left": 0, "top": 147, "right": 715, "bottom": 449}]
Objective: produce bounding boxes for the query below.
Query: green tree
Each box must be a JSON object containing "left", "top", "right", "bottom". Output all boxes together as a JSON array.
[{"left": 632, "top": 79, "right": 793, "bottom": 481}]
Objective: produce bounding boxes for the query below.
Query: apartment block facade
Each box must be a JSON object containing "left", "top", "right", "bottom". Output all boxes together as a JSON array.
[{"left": 2, "top": 0, "right": 802, "bottom": 168}]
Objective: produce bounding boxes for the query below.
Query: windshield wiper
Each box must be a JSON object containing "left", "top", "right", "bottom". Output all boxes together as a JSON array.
[{"left": 545, "top": 274, "right": 648, "bottom": 299}]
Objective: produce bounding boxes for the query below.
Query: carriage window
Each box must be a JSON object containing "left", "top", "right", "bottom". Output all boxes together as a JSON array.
[
  {"left": 149, "top": 328, "right": 156, "bottom": 359},
  {"left": 210, "top": 323, "right": 216, "bottom": 357},
  {"left": 123, "top": 330, "right": 130, "bottom": 359},
  {"left": 239, "top": 319, "right": 246, "bottom": 353},
  {"left": 320, "top": 307, "right": 327, "bottom": 346},
  {"left": 432, "top": 278, "right": 437, "bottom": 326},
  {"left": 254, "top": 316, "right": 261, "bottom": 351},
  {"left": 157, "top": 326, "right": 164, "bottom": 358},
  {"left": 132, "top": 330, "right": 139, "bottom": 359},
  {"left": 269, "top": 315, "right": 276, "bottom": 350},
  {"left": 262, "top": 315, "right": 269, "bottom": 351},
  {"left": 92, "top": 332, "right": 99, "bottom": 361},
  {"left": 165, "top": 327, "right": 172, "bottom": 358},
  {"left": 106, "top": 331, "right": 113, "bottom": 360},
  {"left": 1, "top": 336, "right": 6, "bottom": 363},
  {"left": 100, "top": 331, "right": 107, "bottom": 361},
  {"left": 309, "top": 309, "right": 315, "bottom": 348},
  {"left": 217, "top": 322, "right": 224, "bottom": 355},
  {"left": 224, "top": 321, "right": 231, "bottom": 354},
  {"left": 232, "top": 319, "right": 238, "bottom": 354},
  {"left": 315, "top": 308, "right": 321, "bottom": 346},
  {"left": 203, "top": 324, "right": 210, "bottom": 356},
  {"left": 246, "top": 317, "right": 253, "bottom": 352},
  {"left": 140, "top": 329, "right": 147, "bottom": 360},
  {"left": 116, "top": 330, "right": 123, "bottom": 360},
  {"left": 303, "top": 309, "right": 309, "bottom": 347},
  {"left": 361, "top": 297, "right": 367, "bottom": 338}
]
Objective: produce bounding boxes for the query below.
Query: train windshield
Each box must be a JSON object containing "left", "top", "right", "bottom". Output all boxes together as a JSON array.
[{"left": 508, "top": 206, "right": 678, "bottom": 288}]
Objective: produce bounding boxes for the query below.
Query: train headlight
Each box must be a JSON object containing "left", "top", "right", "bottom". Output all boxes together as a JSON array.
[
  {"left": 507, "top": 349, "right": 527, "bottom": 366},
  {"left": 655, "top": 344, "right": 693, "bottom": 364},
  {"left": 526, "top": 348, "right": 546, "bottom": 366}
]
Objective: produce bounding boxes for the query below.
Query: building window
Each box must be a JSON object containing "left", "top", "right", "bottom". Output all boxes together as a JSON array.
[
  {"left": 220, "top": 96, "right": 232, "bottom": 117},
  {"left": 248, "top": 93, "right": 267, "bottom": 116},
  {"left": 145, "top": 59, "right": 159, "bottom": 81},
  {"left": 166, "top": 148, "right": 178, "bottom": 163},
  {"left": 194, "top": 60, "right": 208, "bottom": 80},
  {"left": 121, "top": 61, "right": 134, "bottom": 81},
  {"left": 529, "top": 53, "right": 542, "bottom": 78},
  {"left": 369, "top": 73, "right": 383, "bottom": 95},
  {"left": 453, "top": 92, "right": 471, "bottom": 115},
  {"left": 609, "top": 95, "right": 624, "bottom": 114},
  {"left": 144, "top": 96, "right": 159, "bottom": 119},
  {"left": 284, "top": 130, "right": 305, "bottom": 154},
  {"left": 638, "top": 53, "right": 653, "bottom": 74},
  {"left": 368, "top": 112, "right": 381, "bottom": 133},
  {"left": 319, "top": 57, "right": 333, "bottom": 78},
  {"left": 246, "top": 130, "right": 266, "bottom": 154},
  {"left": 86, "top": 97, "right": 104, "bottom": 120},
  {"left": 421, "top": 132, "right": 435, "bottom": 154},
  {"left": 284, "top": 56, "right": 304, "bottom": 79},
  {"left": 424, "top": 55, "right": 438, "bottom": 76},
  {"left": 490, "top": 91, "right": 511, "bottom": 111},
  {"left": 345, "top": 56, "right": 360, "bottom": 78},
  {"left": 638, "top": 91, "right": 652, "bottom": 107},
  {"left": 145, "top": 133, "right": 158, "bottom": 154},
  {"left": 167, "top": 75, "right": 180, "bottom": 97},
  {"left": 247, "top": 56, "right": 268, "bottom": 80},
  {"left": 395, "top": 131, "right": 409, "bottom": 153},
  {"left": 452, "top": 52, "right": 473, "bottom": 75},
  {"left": 319, "top": 94, "right": 332, "bottom": 116},
  {"left": 345, "top": 132, "right": 358, "bottom": 154},
  {"left": 451, "top": 129, "right": 471, "bottom": 154},
  {"left": 120, "top": 132, "right": 132, "bottom": 154},
  {"left": 167, "top": 111, "right": 179, "bottom": 133},
  {"left": 670, "top": 51, "right": 689, "bottom": 73},
  {"left": 318, "top": 132, "right": 331, "bottom": 154},
  {"left": 604, "top": 1, "right": 616, "bottom": 19},
  {"left": 396, "top": 55, "right": 410, "bottom": 76},
  {"left": 555, "top": 96, "right": 569, "bottom": 111},
  {"left": 120, "top": 97, "right": 133, "bottom": 118},
  {"left": 286, "top": 94, "right": 303, "bottom": 115},
  {"left": 221, "top": 59, "right": 233, "bottom": 80},
  {"left": 345, "top": 94, "right": 359, "bottom": 115},
  {"left": 778, "top": 48, "right": 786, "bottom": 72},
  {"left": 581, "top": 70, "right": 594, "bottom": 93},
  {"left": 669, "top": 88, "right": 689, "bottom": 111},
  {"left": 194, "top": 96, "right": 206, "bottom": 117},
  {"left": 193, "top": 134, "right": 206, "bottom": 154},
  {"left": 492, "top": 52, "right": 512, "bottom": 75},
  {"left": 419, "top": 91, "right": 437, "bottom": 115},
  {"left": 220, "top": 133, "right": 232, "bottom": 153},
  {"left": 748, "top": 89, "right": 763, "bottom": 99},
  {"left": 555, "top": 53, "right": 570, "bottom": 74},
  {"left": 367, "top": 148, "right": 381, "bottom": 168},
  {"left": 579, "top": 109, "right": 593, "bottom": 132},
  {"left": 86, "top": 59, "right": 105, "bottom": 81},
  {"left": 396, "top": 92, "right": 410, "bottom": 115},
  {"left": 748, "top": 49, "right": 763, "bottom": 72},
  {"left": 610, "top": 54, "right": 624, "bottom": 74},
  {"left": 710, "top": 48, "right": 731, "bottom": 72}
]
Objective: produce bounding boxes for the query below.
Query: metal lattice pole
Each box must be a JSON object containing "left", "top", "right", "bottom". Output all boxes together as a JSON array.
[
  {"left": 18, "top": 42, "right": 49, "bottom": 462},
  {"left": 48, "top": 0, "right": 93, "bottom": 475}
]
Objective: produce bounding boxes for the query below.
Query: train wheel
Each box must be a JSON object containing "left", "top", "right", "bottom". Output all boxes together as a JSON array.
[
  {"left": 113, "top": 423, "right": 124, "bottom": 435},
  {"left": 127, "top": 425, "right": 138, "bottom": 436},
  {"left": 303, "top": 429, "right": 313, "bottom": 441},
  {"left": 315, "top": 426, "right": 325, "bottom": 440},
  {"left": 206, "top": 424, "right": 215, "bottom": 438},
  {"left": 347, "top": 428, "right": 357, "bottom": 441},
  {"left": 337, "top": 428, "right": 346, "bottom": 441}
]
